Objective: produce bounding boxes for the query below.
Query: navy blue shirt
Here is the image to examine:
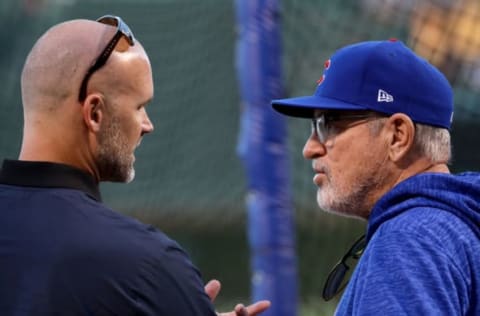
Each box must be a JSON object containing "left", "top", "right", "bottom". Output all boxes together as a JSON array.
[{"left": 0, "top": 160, "right": 217, "bottom": 315}]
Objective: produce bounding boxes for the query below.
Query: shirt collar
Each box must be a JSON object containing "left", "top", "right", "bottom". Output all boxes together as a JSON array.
[{"left": 0, "top": 159, "right": 101, "bottom": 201}]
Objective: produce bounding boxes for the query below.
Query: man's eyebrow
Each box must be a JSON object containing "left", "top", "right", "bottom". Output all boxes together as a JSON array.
[{"left": 140, "top": 97, "right": 153, "bottom": 107}]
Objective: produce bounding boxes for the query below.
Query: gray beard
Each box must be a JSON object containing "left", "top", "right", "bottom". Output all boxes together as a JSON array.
[
  {"left": 96, "top": 116, "right": 135, "bottom": 183},
  {"left": 316, "top": 154, "right": 389, "bottom": 220}
]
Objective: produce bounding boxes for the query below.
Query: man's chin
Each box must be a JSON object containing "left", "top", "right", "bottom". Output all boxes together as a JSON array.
[
  {"left": 100, "top": 167, "right": 135, "bottom": 183},
  {"left": 125, "top": 169, "right": 135, "bottom": 183},
  {"left": 317, "top": 192, "right": 358, "bottom": 218},
  {"left": 118, "top": 167, "right": 135, "bottom": 183}
]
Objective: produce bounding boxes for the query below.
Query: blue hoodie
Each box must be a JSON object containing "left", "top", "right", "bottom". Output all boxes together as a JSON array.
[{"left": 335, "top": 172, "right": 480, "bottom": 315}]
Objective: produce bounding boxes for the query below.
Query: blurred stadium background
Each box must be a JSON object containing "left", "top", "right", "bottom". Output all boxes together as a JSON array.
[{"left": 1, "top": 0, "right": 479, "bottom": 315}]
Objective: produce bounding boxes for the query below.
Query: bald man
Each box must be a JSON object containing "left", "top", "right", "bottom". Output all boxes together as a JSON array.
[{"left": 0, "top": 16, "right": 269, "bottom": 316}]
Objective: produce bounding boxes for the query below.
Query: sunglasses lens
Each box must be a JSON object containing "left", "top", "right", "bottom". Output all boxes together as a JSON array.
[
  {"left": 97, "top": 15, "right": 134, "bottom": 46},
  {"left": 322, "top": 235, "right": 366, "bottom": 301},
  {"left": 313, "top": 116, "right": 326, "bottom": 142},
  {"left": 116, "top": 36, "right": 132, "bottom": 52},
  {"left": 323, "top": 263, "right": 349, "bottom": 301},
  {"left": 97, "top": 16, "right": 119, "bottom": 27}
]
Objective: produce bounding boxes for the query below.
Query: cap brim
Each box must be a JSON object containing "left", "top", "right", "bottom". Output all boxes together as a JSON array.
[{"left": 271, "top": 95, "right": 369, "bottom": 118}]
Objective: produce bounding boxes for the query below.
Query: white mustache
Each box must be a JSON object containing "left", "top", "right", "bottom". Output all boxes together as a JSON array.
[{"left": 312, "top": 160, "right": 328, "bottom": 174}]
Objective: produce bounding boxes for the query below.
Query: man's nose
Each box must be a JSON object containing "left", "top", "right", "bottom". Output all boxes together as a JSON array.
[{"left": 303, "top": 132, "right": 327, "bottom": 159}]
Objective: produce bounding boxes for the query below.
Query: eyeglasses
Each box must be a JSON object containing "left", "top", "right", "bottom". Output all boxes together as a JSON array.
[
  {"left": 78, "top": 15, "right": 135, "bottom": 101},
  {"left": 322, "top": 234, "right": 366, "bottom": 301},
  {"left": 312, "top": 112, "right": 381, "bottom": 143}
]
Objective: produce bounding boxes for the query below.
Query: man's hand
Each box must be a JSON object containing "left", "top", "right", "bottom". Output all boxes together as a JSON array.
[{"left": 205, "top": 279, "right": 271, "bottom": 316}]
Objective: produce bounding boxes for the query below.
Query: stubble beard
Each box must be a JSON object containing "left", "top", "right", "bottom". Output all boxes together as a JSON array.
[
  {"left": 96, "top": 115, "right": 135, "bottom": 183},
  {"left": 316, "top": 154, "right": 389, "bottom": 220}
]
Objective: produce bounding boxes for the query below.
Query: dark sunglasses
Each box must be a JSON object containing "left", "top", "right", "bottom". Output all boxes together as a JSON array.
[
  {"left": 78, "top": 15, "right": 135, "bottom": 101},
  {"left": 322, "top": 234, "right": 366, "bottom": 301}
]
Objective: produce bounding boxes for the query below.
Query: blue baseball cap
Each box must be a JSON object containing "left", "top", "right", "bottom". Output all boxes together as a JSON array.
[{"left": 272, "top": 39, "right": 454, "bottom": 129}]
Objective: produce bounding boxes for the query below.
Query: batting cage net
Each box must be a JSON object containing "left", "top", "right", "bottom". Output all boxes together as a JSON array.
[{"left": 1, "top": 0, "right": 478, "bottom": 314}]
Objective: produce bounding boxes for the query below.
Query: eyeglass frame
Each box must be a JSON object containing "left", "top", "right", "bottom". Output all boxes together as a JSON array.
[
  {"left": 78, "top": 15, "right": 135, "bottom": 102},
  {"left": 322, "top": 234, "right": 367, "bottom": 301},
  {"left": 311, "top": 111, "right": 384, "bottom": 143}
]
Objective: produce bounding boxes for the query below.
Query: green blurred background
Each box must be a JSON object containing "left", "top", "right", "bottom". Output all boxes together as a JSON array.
[{"left": 1, "top": 0, "right": 479, "bottom": 314}]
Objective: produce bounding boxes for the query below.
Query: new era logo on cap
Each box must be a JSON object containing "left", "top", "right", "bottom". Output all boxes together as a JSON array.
[{"left": 377, "top": 89, "right": 394, "bottom": 102}]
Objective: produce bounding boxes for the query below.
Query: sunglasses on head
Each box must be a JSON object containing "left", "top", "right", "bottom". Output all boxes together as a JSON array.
[{"left": 78, "top": 15, "right": 135, "bottom": 101}]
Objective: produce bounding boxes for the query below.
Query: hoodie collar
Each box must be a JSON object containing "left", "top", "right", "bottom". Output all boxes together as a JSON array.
[{"left": 367, "top": 172, "right": 480, "bottom": 241}]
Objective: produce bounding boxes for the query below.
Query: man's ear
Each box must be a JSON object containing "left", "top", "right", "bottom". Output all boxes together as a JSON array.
[
  {"left": 385, "top": 113, "right": 416, "bottom": 163},
  {"left": 81, "top": 94, "right": 104, "bottom": 133}
]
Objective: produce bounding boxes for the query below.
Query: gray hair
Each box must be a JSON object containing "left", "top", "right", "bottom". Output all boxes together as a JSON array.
[{"left": 368, "top": 117, "right": 451, "bottom": 164}]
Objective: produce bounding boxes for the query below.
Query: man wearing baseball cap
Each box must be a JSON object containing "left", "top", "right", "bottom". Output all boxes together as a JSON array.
[{"left": 272, "top": 40, "right": 480, "bottom": 315}]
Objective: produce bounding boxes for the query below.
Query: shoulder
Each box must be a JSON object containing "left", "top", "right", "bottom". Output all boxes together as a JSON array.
[
  {"left": 344, "top": 207, "right": 478, "bottom": 314},
  {"left": 27, "top": 189, "right": 190, "bottom": 276},
  {"left": 368, "top": 206, "right": 478, "bottom": 278},
  {"left": 375, "top": 206, "right": 476, "bottom": 256},
  {"left": 52, "top": 202, "right": 215, "bottom": 314}
]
